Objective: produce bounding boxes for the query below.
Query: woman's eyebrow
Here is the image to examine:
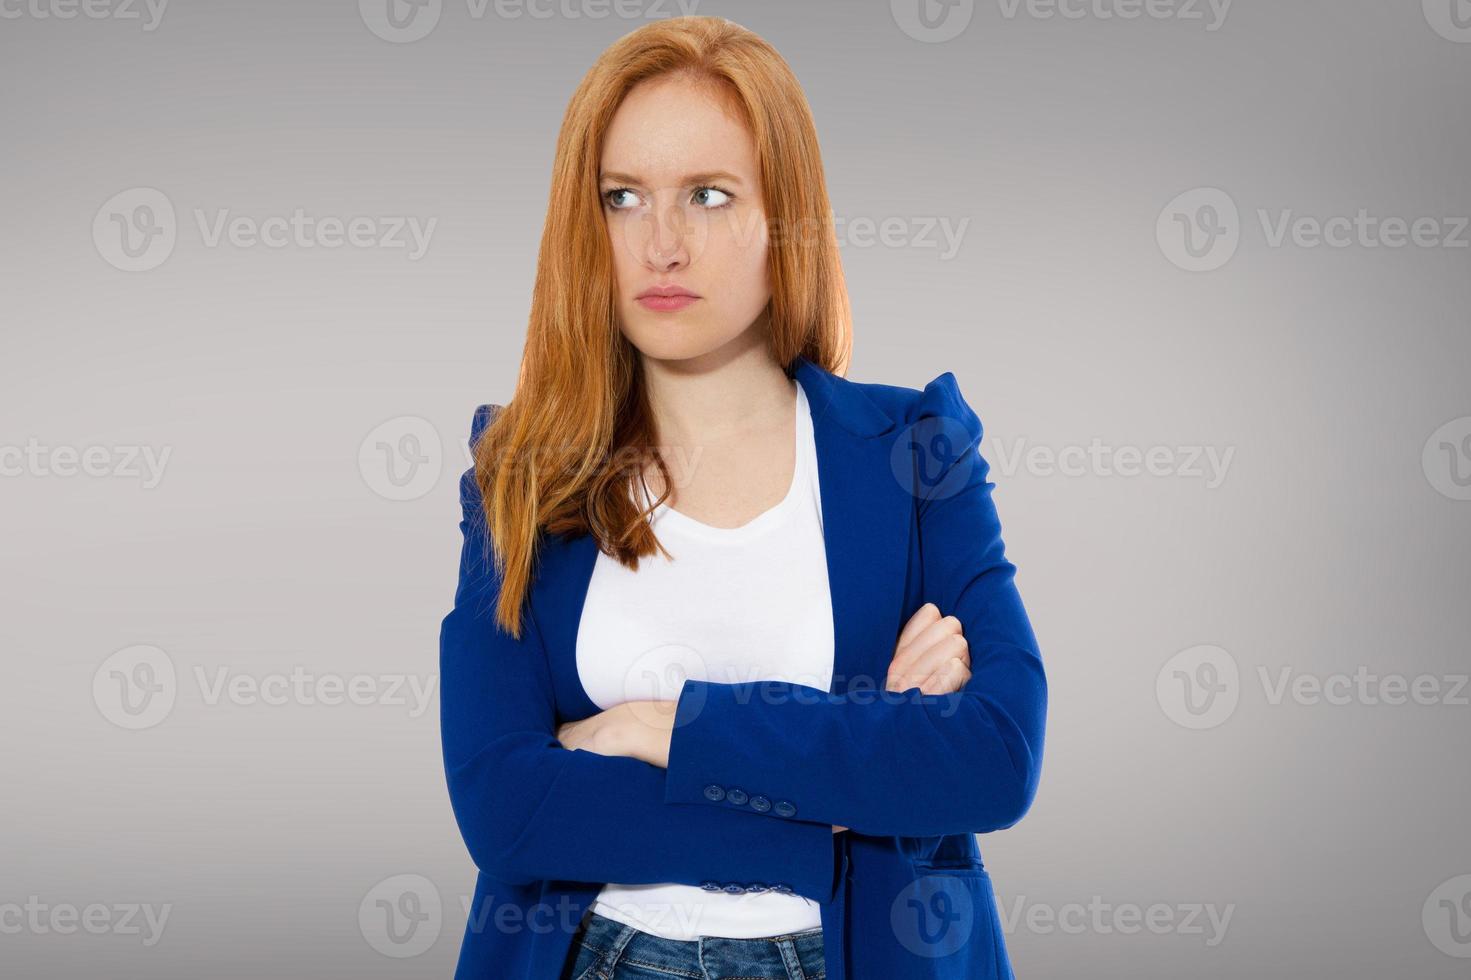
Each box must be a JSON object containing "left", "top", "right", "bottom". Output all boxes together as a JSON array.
[{"left": 598, "top": 170, "right": 746, "bottom": 188}]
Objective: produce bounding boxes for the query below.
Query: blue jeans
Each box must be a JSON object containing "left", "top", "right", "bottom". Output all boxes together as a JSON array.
[{"left": 561, "top": 910, "right": 826, "bottom": 979}]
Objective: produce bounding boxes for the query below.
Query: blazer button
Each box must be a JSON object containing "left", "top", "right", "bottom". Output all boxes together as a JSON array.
[
  {"left": 774, "top": 800, "right": 797, "bottom": 818},
  {"left": 771, "top": 883, "right": 793, "bottom": 895},
  {"left": 744, "top": 882, "right": 767, "bottom": 893},
  {"left": 723, "top": 883, "right": 745, "bottom": 894},
  {"left": 750, "top": 795, "right": 771, "bottom": 812},
  {"left": 700, "top": 880, "right": 721, "bottom": 891},
  {"left": 726, "top": 788, "right": 748, "bottom": 806},
  {"left": 703, "top": 784, "right": 726, "bottom": 802}
]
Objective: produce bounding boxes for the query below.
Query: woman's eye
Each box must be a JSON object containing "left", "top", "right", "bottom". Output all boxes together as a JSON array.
[
  {"left": 603, "top": 185, "right": 733, "bottom": 211},
  {"left": 604, "top": 187, "right": 639, "bottom": 210},
  {"left": 693, "top": 186, "right": 732, "bottom": 209}
]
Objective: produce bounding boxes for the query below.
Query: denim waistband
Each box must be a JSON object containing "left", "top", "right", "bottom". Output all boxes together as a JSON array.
[{"left": 574, "top": 909, "right": 825, "bottom": 979}]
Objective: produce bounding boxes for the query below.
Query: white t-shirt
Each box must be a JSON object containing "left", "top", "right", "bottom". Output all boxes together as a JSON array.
[{"left": 575, "top": 379, "right": 835, "bottom": 940}]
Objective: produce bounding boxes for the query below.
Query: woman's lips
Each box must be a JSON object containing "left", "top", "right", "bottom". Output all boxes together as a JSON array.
[{"left": 637, "top": 294, "right": 699, "bottom": 311}]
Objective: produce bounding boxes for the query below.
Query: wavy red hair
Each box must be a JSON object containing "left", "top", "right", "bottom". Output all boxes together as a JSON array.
[{"left": 475, "top": 15, "right": 851, "bottom": 638}]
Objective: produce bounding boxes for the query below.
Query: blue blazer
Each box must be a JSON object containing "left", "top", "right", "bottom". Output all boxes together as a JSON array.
[{"left": 440, "top": 353, "right": 1047, "bottom": 979}]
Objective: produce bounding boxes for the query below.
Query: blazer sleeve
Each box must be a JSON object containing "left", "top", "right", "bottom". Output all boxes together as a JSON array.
[
  {"left": 440, "top": 406, "right": 842, "bottom": 902},
  {"left": 661, "top": 372, "right": 1047, "bottom": 838}
]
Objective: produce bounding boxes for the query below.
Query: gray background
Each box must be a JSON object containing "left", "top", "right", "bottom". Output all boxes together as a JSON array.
[{"left": 3, "top": 0, "right": 1469, "bottom": 976}]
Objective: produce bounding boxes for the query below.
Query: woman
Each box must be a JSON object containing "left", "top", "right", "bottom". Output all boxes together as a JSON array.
[{"left": 439, "top": 16, "right": 1046, "bottom": 980}]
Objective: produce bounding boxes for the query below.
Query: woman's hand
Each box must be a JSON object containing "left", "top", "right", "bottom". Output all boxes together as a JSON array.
[
  {"left": 554, "top": 703, "right": 635, "bottom": 757},
  {"left": 887, "top": 602, "right": 971, "bottom": 695},
  {"left": 817, "top": 606, "right": 971, "bottom": 839},
  {"left": 556, "top": 700, "right": 675, "bottom": 767}
]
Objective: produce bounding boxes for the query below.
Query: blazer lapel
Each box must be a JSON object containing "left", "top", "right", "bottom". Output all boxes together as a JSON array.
[{"left": 792, "top": 355, "right": 914, "bottom": 697}]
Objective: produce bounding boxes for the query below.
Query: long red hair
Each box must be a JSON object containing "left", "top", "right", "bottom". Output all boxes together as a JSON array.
[{"left": 475, "top": 15, "right": 851, "bottom": 638}]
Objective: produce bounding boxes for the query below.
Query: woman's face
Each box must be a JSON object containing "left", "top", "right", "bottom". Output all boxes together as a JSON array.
[{"left": 599, "top": 74, "right": 771, "bottom": 364}]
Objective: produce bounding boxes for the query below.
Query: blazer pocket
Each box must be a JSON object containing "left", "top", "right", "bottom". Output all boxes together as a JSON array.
[
  {"left": 911, "top": 858, "right": 989, "bottom": 874},
  {"left": 903, "top": 859, "right": 1010, "bottom": 979}
]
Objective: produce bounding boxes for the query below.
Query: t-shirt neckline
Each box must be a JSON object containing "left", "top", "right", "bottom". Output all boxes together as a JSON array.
[{"left": 643, "top": 380, "right": 811, "bottom": 543}]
